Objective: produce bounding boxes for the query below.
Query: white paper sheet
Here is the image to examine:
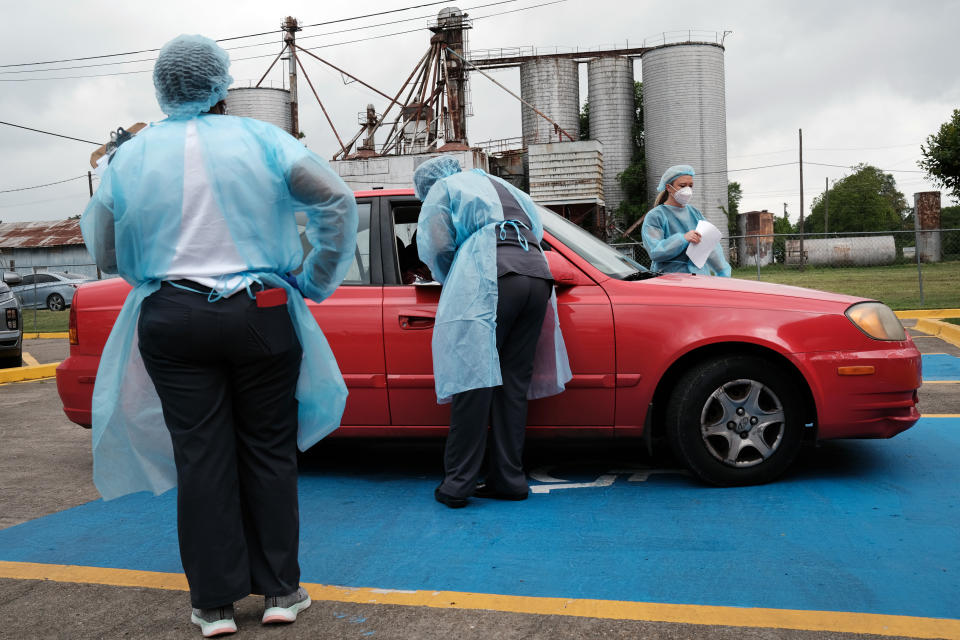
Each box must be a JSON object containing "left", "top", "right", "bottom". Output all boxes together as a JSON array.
[{"left": 685, "top": 219, "right": 721, "bottom": 269}]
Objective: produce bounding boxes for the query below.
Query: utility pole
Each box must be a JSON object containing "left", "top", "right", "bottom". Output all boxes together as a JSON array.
[
  {"left": 824, "top": 177, "right": 829, "bottom": 234},
  {"left": 798, "top": 128, "right": 805, "bottom": 270},
  {"left": 283, "top": 16, "right": 301, "bottom": 138}
]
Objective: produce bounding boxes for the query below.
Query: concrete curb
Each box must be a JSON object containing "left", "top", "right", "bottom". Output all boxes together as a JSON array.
[
  {"left": 913, "top": 319, "right": 960, "bottom": 349},
  {"left": 0, "top": 362, "right": 60, "bottom": 384},
  {"left": 23, "top": 332, "right": 69, "bottom": 340},
  {"left": 895, "top": 309, "right": 960, "bottom": 319}
]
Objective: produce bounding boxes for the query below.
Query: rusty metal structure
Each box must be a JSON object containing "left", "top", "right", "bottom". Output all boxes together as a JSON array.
[{"left": 914, "top": 191, "right": 942, "bottom": 263}]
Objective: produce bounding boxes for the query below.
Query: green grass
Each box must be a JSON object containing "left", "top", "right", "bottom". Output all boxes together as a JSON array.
[
  {"left": 20, "top": 309, "right": 69, "bottom": 333},
  {"left": 730, "top": 260, "right": 960, "bottom": 310}
]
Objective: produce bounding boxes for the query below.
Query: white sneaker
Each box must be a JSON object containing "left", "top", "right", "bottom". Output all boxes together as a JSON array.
[
  {"left": 190, "top": 605, "right": 237, "bottom": 637},
  {"left": 262, "top": 586, "right": 311, "bottom": 624}
]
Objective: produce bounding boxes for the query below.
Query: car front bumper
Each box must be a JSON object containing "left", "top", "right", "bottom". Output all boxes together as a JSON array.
[{"left": 794, "top": 345, "right": 922, "bottom": 439}]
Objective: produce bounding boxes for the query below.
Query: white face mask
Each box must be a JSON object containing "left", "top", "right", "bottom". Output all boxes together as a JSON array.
[{"left": 671, "top": 186, "right": 693, "bottom": 205}]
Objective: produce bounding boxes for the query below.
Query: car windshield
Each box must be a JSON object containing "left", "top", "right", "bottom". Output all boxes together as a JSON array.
[
  {"left": 538, "top": 205, "right": 650, "bottom": 279},
  {"left": 64, "top": 273, "right": 87, "bottom": 280}
]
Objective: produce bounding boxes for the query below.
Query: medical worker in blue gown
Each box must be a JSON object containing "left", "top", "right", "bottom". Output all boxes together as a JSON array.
[
  {"left": 414, "top": 156, "right": 572, "bottom": 509},
  {"left": 81, "top": 35, "right": 357, "bottom": 637},
  {"left": 641, "top": 164, "right": 731, "bottom": 277}
]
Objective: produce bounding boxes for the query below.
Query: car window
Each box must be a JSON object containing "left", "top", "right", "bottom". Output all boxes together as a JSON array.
[
  {"left": 19, "top": 275, "right": 34, "bottom": 286},
  {"left": 538, "top": 206, "right": 647, "bottom": 278},
  {"left": 295, "top": 201, "right": 372, "bottom": 285},
  {"left": 391, "top": 203, "right": 437, "bottom": 285},
  {"left": 35, "top": 274, "right": 57, "bottom": 284}
]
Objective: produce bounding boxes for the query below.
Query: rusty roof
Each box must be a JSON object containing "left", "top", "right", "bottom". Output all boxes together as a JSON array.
[{"left": 0, "top": 219, "right": 85, "bottom": 248}]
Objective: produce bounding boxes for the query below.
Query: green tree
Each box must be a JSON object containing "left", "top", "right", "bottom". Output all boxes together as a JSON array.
[
  {"left": 772, "top": 208, "right": 793, "bottom": 263},
  {"left": 920, "top": 109, "right": 960, "bottom": 200},
  {"left": 805, "top": 164, "right": 908, "bottom": 233},
  {"left": 613, "top": 81, "right": 647, "bottom": 229},
  {"left": 941, "top": 204, "right": 960, "bottom": 229},
  {"left": 578, "top": 101, "right": 590, "bottom": 141},
  {"left": 721, "top": 181, "right": 743, "bottom": 236}
]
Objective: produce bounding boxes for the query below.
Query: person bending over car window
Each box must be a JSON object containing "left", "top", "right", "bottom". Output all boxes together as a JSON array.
[
  {"left": 413, "top": 155, "right": 572, "bottom": 509},
  {"left": 81, "top": 34, "right": 357, "bottom": 638}
]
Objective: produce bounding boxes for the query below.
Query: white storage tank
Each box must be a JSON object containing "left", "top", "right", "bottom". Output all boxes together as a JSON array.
[
  {"left": 587, "top": 56, "right": 635, "bottom": 222},
  {"left": 642, "top": 43, "right": 728, "bottom": 247},
  {"left": 785, "top": 236, "right": 897, "bottom": 266},
  {"left": 519, "top": 58, "right": 580, "bottom": 147},
  {"left": 225, "top": 87, "right": 294, "bottom": 135}
]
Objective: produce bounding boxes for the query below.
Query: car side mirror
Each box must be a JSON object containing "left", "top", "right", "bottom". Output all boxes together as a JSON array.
[
  {"left": 2, "top": 271, "right": 22, "bottom": 286},
  {"left": 544, "top": 250, "right": 587, "bottom": 287}
]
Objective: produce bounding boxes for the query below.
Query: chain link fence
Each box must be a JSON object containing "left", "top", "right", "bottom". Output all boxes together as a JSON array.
[
  {"left": 2, "top": 262, "right": 108, "bottom": 334},
  {"left": 612, "top": 229, "right": 960, "bottom": 310}
]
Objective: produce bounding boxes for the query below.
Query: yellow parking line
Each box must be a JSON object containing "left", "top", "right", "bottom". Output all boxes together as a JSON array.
[
  {"left": 924, "top": 414, "right": 960, "bottom": 418},
  {"left": 0, "top": 561, "right": 957, "bottom": 638},
  {"left": 21, "top": 352, "right": 40, "bottom": 367}
]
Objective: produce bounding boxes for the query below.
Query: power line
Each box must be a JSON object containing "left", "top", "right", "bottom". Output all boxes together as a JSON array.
[
  {"left": 0, "top": 120, "right": 100, "bottom": 145},
  {"left": 0, "top": 0, "right": 503, "bottom": 70},
  {"left": 0, "top": 175, "right": 87, "bottom": 195},
  {"left": 0, "top": 0, "right": 525, "bottom": 76},
  {"left": 0, "top": 1, "right": 549, "bottom": 83}
]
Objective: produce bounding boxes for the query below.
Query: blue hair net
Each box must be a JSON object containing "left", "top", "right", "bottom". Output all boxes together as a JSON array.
[
  {"left": 413, "top": 155, "right": 462, "bottom": 200},
  {"left": 153, "top": 35, "right": 233, "bottom": 119},
  {"left": 657, "top": 164, "right": 695, "bottom": 191}
]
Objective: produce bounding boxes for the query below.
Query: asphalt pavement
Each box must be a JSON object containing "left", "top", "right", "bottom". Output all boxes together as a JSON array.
[{"left": 0, "top": 331, "right": 957, "bottom": 640}]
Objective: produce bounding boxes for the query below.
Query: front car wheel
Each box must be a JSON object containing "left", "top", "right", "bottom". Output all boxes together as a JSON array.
[{"left": 666, "top": 355, "right": 805, "bottom": 486}]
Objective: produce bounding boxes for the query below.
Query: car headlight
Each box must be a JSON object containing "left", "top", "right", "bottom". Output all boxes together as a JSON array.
[{"left": 845, "top": 302, "right": 906, "bottom": 341}]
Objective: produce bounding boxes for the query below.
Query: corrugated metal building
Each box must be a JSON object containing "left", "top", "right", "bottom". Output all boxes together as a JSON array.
[{"left": 0, "top": 220, "right": 98, "bottom": 279}]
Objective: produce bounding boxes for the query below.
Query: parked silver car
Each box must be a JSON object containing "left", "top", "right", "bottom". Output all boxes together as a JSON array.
[
  {"left": 0, "top": 271, "right": 23, "bottom": 368},
  {"left": 12, "top": 271, "right": 92, "bottom": 311}
]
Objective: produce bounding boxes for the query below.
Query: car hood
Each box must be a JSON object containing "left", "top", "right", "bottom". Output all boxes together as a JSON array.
[{"left": 625, "top": 273, "right": 869, "bottom": 313}]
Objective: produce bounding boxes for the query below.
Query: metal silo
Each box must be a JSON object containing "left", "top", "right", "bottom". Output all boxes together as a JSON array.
[
  {"left": 642, "top": 43, "right": 728, "bottom": 245},
  {"left": 519, "top": 58, "right": 580, "bottom": 147},
  {"left": 587, "top": 56, "right": 635, "bottom": 223},
  {"left": 225, "top": 87, "right": 295, "bottom": 135}
]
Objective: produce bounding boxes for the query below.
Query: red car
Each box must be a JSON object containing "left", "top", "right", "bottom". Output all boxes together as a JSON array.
[{"left": 57, "top": 190, "right": 921, "bottom": 486}]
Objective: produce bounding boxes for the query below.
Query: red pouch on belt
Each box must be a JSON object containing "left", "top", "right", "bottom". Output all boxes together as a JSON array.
[{"left": 255, "top": 287, "right": 288, "bottom": 308}]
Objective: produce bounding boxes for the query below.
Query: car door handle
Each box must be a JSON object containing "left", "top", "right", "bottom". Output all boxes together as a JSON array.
[{"left": 399, "top": 315, "right": 435, "bottom": 330}]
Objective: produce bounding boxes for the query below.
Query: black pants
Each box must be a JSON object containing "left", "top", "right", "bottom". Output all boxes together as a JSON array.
[
  {"left": 439, "top": 274, "right": 552, "bottom": 498},
  {"left": 138, "top": 282, "right": 302, "bottom": 608}
]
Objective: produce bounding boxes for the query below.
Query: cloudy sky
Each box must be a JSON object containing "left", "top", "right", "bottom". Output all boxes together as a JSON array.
[{"left": 1, "top": 0, "right": 957, "bottom": 225}]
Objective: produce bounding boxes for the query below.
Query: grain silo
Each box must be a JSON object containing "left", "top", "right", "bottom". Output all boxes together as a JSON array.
[
  {"left": 225, "top": 87, "right": 295, "bottom": 135},
  {"left": 642, "top": 43, "right": 727, "bottom": 244},
  {"left": 587, "top": 56, "right": 635, "bottom": 222},
  {"left": 519, "top": 58, "right": 580, "bottom": 147}
]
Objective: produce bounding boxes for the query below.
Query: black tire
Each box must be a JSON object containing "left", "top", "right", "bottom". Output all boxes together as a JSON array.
[
  {"left": 46, "top": 293, "right": 65, "bottom": 311},
  {"left": 0, "top": 354, "right": 23, "bottom": 369},
  {"left": 666, "top": 355, "right": 804, "bottom": 487}
]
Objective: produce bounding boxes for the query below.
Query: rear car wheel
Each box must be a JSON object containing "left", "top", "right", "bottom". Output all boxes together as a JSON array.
[
  {"left": 46, "top": 293, "right": 65, "bottom": 311},
  {"left": 0, "top": 354, "right": 22, "bottom": 369},
  {"left": 666, "top": 355, "right": 804, "bottom": 486}
]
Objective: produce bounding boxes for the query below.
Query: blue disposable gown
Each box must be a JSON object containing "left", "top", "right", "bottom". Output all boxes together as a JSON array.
[
  {"left": 80, "top": 114, "right": 358, "bottom": 500},
  {"left": 641, "top": 203, "right": 732, "bottom": 276},
  {"left": 417, "top": 169, "right": 572, "bottom": 402}
]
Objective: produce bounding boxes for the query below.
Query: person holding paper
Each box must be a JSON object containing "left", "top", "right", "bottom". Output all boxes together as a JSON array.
[{"left": 641, "top": 165, "right": 731, "bottom": 277}]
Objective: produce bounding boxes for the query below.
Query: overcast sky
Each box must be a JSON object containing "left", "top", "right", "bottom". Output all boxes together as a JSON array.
[{"left": 1, "top": 0, "right": 958, "bottom": 225}]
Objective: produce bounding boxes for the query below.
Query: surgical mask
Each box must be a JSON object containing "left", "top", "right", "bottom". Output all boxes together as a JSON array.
[{"left": 671, "top": 186, "right": 693, "bottom": 205}]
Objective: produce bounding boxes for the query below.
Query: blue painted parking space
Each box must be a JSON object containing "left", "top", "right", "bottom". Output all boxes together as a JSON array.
[
  {"left": 922, "top": 353, "right": 960, "bottom": 380},
  {"left": 1, "top": 416, "right": 958, "bottom": 622}
]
